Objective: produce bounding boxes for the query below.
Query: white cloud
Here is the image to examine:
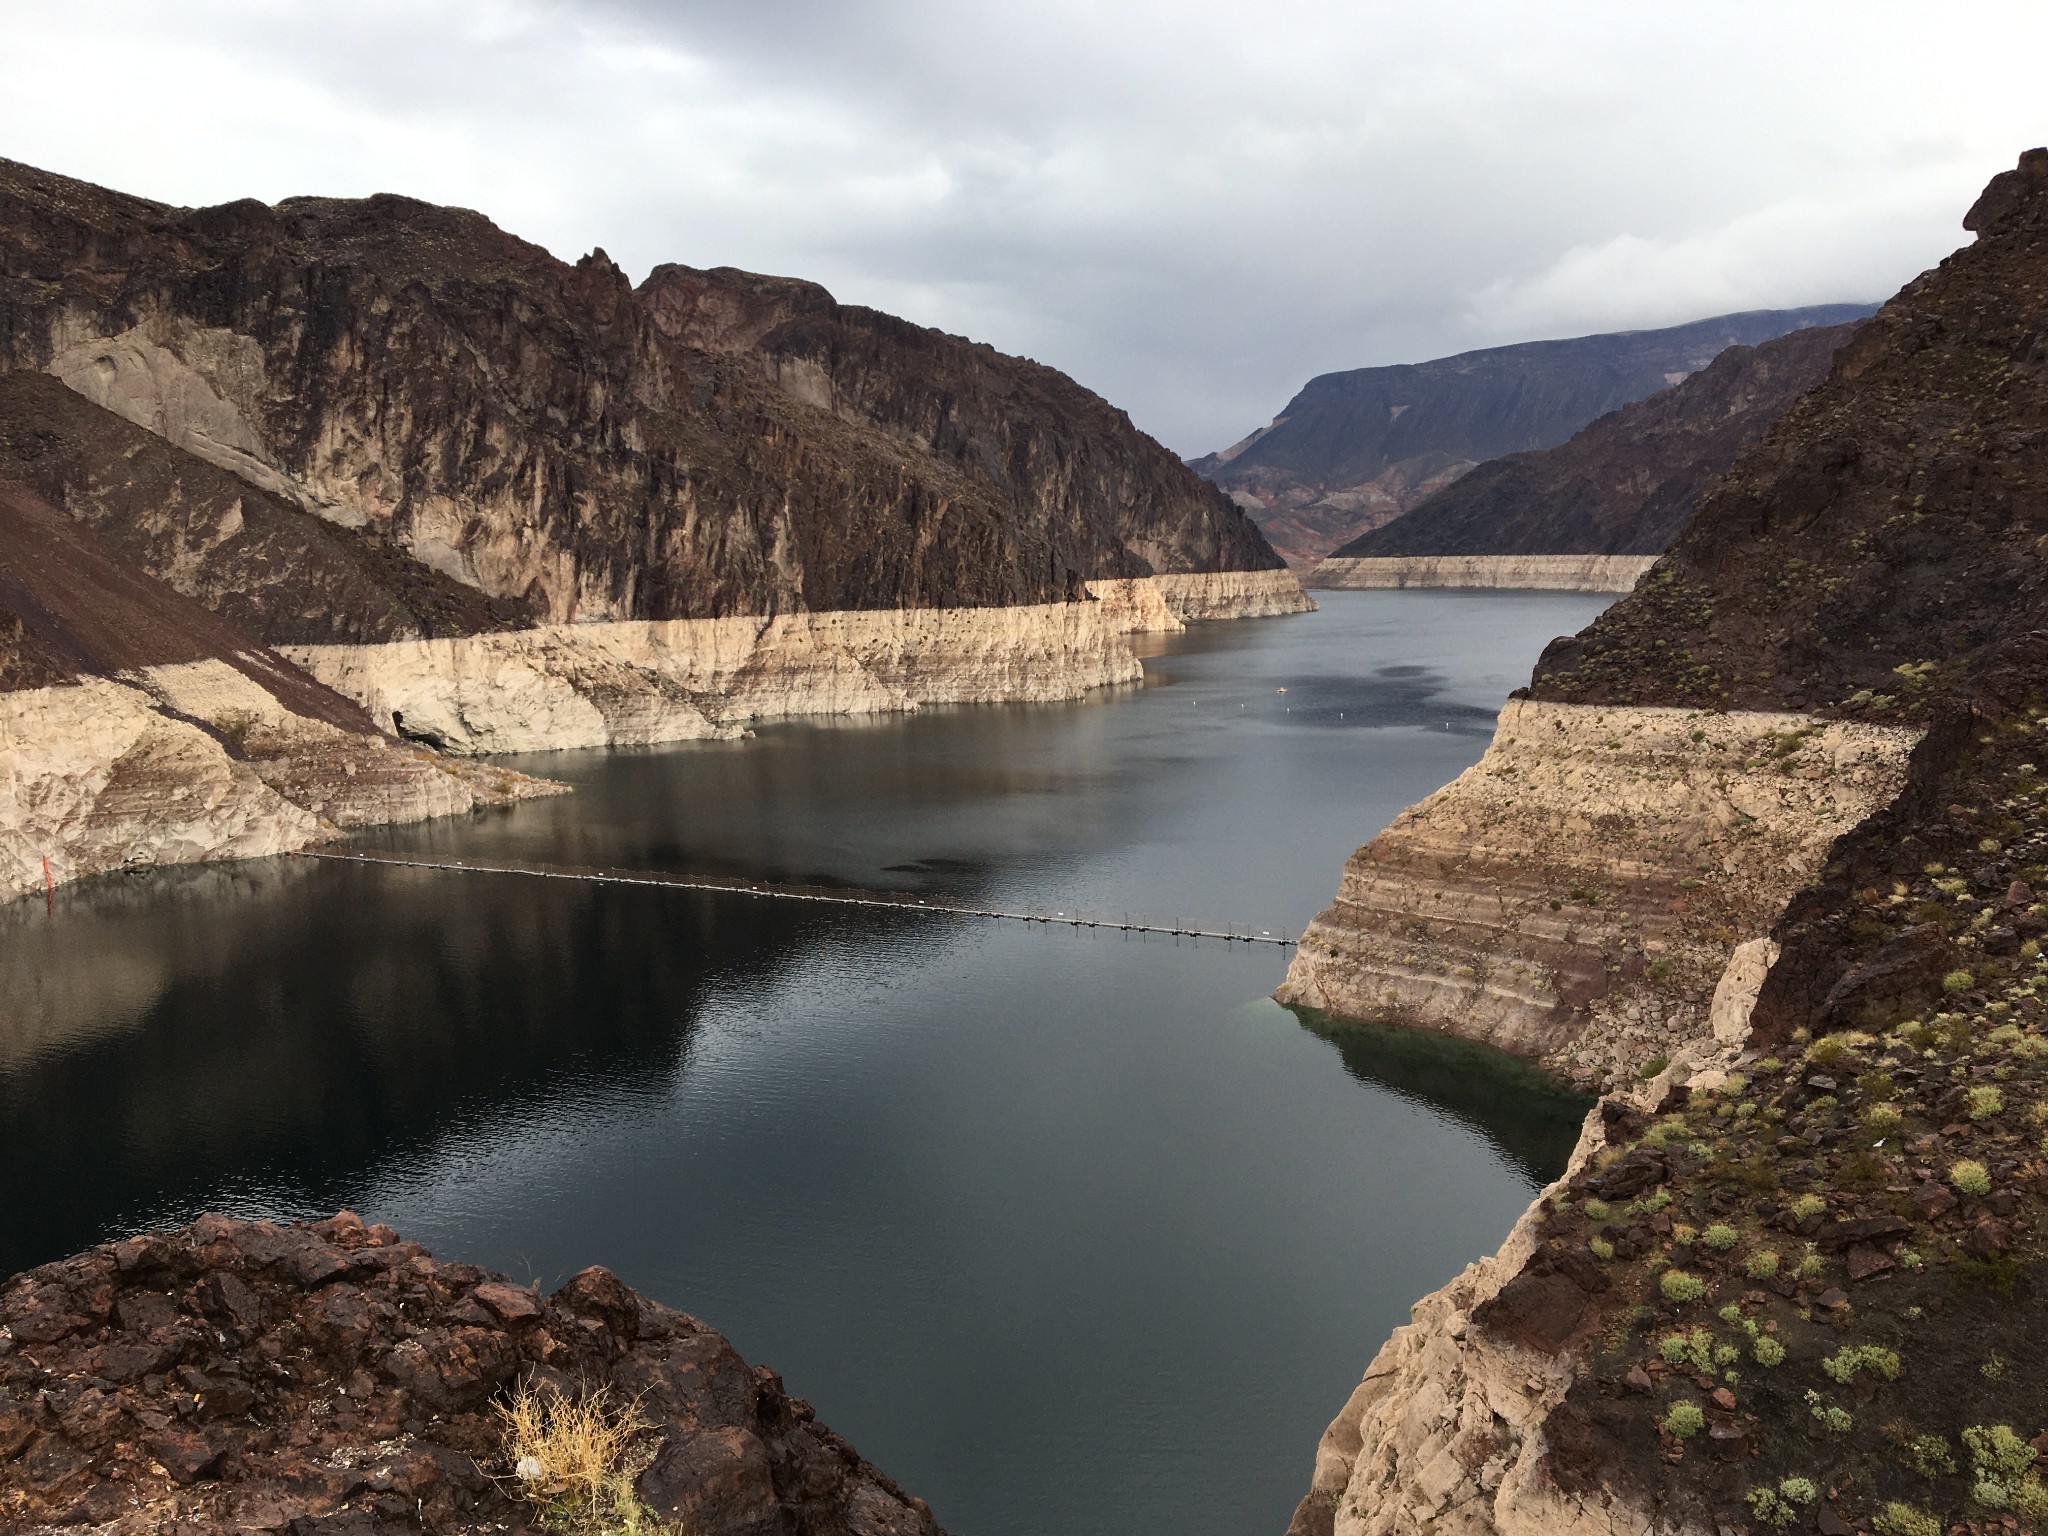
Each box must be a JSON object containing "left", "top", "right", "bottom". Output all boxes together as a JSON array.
[{"left": 1, "top": 0, "right": 2044, "bottom": 453}]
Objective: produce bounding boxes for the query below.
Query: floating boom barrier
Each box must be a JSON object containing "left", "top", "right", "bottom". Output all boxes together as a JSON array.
[{"left": 291, "top": 848, "right": 1298, "bottom": 948}]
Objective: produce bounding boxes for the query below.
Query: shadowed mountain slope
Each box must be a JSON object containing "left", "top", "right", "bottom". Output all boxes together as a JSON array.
[
  {"left": 1195, "top": 304, "right": 1875, "bottom": 566},
  {"left": 1328, "top": 320, "right": 1859, "bottom": 560}
]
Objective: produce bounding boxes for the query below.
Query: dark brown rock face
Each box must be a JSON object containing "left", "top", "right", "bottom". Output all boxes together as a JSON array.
[
  {"left": 1329, "top": 321, "right": 1858, "bottom": 560},
  {"left": 639, "top": 264, "right": 1281, "bottom": 583},
  {"left": 0, "top": 371, "right": 528, "bottom": 646},
  {"left": 0, "top": 1213, "right": 945, "bottom": 1535},
  {"left": 1191, "top": 305, "right": 1874, "bottom": 567},
  {"left": 0, "top": 156, "right": 1279, "bottom": 630},
  {"left": 1530, "top": 149, "right": 2048, "bottom": 718}
]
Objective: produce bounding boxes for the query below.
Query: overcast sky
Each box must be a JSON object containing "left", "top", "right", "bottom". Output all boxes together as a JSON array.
[{"left": 3, "top": 1, "right": 2044, "bottom": 454}]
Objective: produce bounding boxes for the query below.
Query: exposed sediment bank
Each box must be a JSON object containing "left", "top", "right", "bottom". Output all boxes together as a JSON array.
[
  {"left": 1306, "top": 555, "right": 1658, "bottom": 592},
  {"left": 5, "top": 575, "right": 1309, "bottom": 898},
  {"left": 1276, "top": 700, "right": 1918, "bottom": 1086},
  {"left": 284, "top": 573, "right": 1311, "bottom": 758},
  {"left": 0, "top": 659, "right": 556, "bottom": 902}
]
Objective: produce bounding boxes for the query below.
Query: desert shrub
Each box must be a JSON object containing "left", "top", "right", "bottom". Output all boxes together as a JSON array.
[
  {"left": 1588, "top": 1237, "right": 1615, "bottom": 1260},
  {"left": 495, "top": 1381, "right": 663, "bottom": 1536},
  {"left": 1753, "top": 1335, "right": 1787, "bottom": 1367},
  {"left": 1871, "top": 1503, "right": 1941, "bottom": 1536},
  {"left": 1745, "top": 1249, "right": 1781, "bottom": 1280},
  {"left": 1701, "top": 1223, "right": 1739, "bottom": 1251},
  {"left": 1583, "top": 1198, "right": 1611, "bottom": 1222},
  {"left": 1945, "top": 970, "right": 1977, "bottom": 993},
  {"left": 1806, "top": 1390, "right": 1853, "bottom": 1435},
  {"left": 1663, "top": 1401, "right": 1705, "bottom": 1439},
  {"left": 1660, "top": 1270, "right": 1707, "bottom": 1304},
  {"left": 1966, "top": 1086, "right": 2005, "bottom": 1120},
  {"left": 1863, "top": 1103, "right": 1905, "bottom": 1133},
  {"left": 1672, "top": 1223, "right": 1699, "bottom": 1246},
  {"left": 1747, "top": 1477, "right": 1819, "bottom": 1529},
  {"left": 1660, "top": 1329, "right": 1714, "bottom": 1372},
  {"left": 1822, "top": 1345, "right": 1902, "bottom": 1385},
  {"left": 1951, "top": 1159, "right": 1992, "bottom": 1196},
  {"left": 1902, "top": 1434, "right": 1956, "bottom": 1478},
  {"left": 1794, "top": 1244, "right": 1827, "bottom": 1280}
]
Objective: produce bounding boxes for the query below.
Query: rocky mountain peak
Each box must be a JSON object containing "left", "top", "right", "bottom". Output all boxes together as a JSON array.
[{"left": 1964, "top": 144, "right": 2048, "bottom": 237}]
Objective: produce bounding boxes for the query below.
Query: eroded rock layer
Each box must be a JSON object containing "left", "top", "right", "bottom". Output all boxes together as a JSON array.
[
  {"left": 1306, "top": 556, "right": 1657, "bottom": 593},
  {"left": 1283, "top": 151, "right": 2048, "bottom": 1536},
  {"left": 0, "top": 1212, "right": 945, "bottom": 1535},
  {"left": 281, "top": 601, "right": 1149, "bottom": 756},
  {"left": 1276, "top": 701, "right": 1915, "bottom": 1085}
]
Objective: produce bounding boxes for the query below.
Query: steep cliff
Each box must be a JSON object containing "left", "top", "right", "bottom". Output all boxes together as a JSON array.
[
  {"left": 1192, "top": 306, "right": 1874, "bottom": 567},
  {"left": 0, "top": 156, "right": 1288, "bottom": 626},
  {"left": 0, "top": 1212, "right": 946, "bottom": 1535},
  {"left": 1327, "top": 322, "right": 1858, "bottom": 561},
  {"left": 1285, "top": 151, "right": 2048, "bottom": 1536},
  {"left": 0, "top": 465, "right": 555, "bottom": 901}
]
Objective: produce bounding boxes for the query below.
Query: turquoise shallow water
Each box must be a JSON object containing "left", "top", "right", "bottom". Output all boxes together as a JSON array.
[{"left": 1, "top": 589, "right": 1606, "bottom": 1536}]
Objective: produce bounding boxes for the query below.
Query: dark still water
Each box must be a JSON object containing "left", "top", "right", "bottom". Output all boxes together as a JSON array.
[{"left": 1, "top": 589, "right": 1606, "bottom": 1536}]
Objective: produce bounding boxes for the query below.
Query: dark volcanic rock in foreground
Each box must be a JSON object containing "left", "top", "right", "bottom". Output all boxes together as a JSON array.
[
  {"left": 1328, "top": 320, "right": 1859, "bottom": 560},
  {"left": 0, "top": 1213, "right": 943, "bottom": 1535}
]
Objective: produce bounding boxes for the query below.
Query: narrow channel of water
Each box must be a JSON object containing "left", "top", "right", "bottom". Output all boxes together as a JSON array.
[{"left": 1, "top": 589, "right": 1606, "bottom": 1536}]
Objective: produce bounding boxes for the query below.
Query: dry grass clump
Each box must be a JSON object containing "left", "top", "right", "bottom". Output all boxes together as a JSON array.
[{"left": 495, "top": 1379, "right": 670, "bottom": 1534}]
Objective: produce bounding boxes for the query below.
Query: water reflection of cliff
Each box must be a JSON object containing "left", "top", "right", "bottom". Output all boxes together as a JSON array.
[
  {"left": 1286, "top": 1006, "right": 1591, "bottom": 1184},
  {"left": 0, "top": 856, "right": 906, "bottom": 1275}
]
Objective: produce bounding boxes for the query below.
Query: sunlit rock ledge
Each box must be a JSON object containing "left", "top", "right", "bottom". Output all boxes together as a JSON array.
[
  {"left": 1276, "top": 699, "right": 1919, "bottom": 1088},
  {"left": 281, "top": 572, "right": 1312, "bottom": 757}
]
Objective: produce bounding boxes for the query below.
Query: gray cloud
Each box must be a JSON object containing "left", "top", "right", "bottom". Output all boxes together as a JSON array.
[{"left": 2, "top": 0, "right": 2043, "bottom": 453}]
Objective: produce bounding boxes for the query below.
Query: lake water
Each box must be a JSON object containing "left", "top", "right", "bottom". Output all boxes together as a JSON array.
[{"left": 1, "top": 589, "right": 1608, "bottom": 1536}]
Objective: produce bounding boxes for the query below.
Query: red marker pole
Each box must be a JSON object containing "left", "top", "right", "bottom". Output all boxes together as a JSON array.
[{"left": 43, "top": 854, "right": 54, "bottom": 912}]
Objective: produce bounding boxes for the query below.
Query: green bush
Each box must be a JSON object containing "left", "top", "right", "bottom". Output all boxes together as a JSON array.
[
  {"left": 1588, "top": 1236, "right": 1615, "bottom": 1260},
  {"left": 1663, "top": 1401, "right": 1705, "bottom": 1439},
  {"left": 1582, "top": 1197, "right": 1611, "bottom": 1222},
  {"left": 1872, "top": 1503, "right": 1941, "bottom": 1536},
  {"left": 1862, "top": 1102, "right": 1904, "bottom": 1133},
  {"left": 1806, "top": 1390, "right": 1852, "bottom": 1435},
  {"left": 1945, "top": 969, "right": 1977, "bottom": 993},
  {"left": 1660, "top": 1270, "right": 1707, "bottom": 1304},
  {"left": 1745, "top": 1249, "right": 1781, "bottom": 1279},
  {"left": 1822, "top": 1345, "right": 1902, "bottom": 1385},
  {"left": 1790, "top": 1193, "right": 1827, "bottom": 1221},
  {"left": 1951, "top": 1158, "right": 1992, "bottom": 1196},
  {"left": 1966, "top": 1085, "right": 2005, "bottom": 1120},
  {"left": 1701, "top": 1223, "right": 1739, "bottom": 1251},
  {"left": 1753, "top": 1335, "right": 1786, "bottom": 1367},
  {"left": 1903, "top": 1434, "right": 1955, "bottom": 1478}
]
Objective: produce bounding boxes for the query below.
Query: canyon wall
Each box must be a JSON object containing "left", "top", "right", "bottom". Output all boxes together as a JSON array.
[
  {"left": 1306, "top": 556, "right": 1657, "bottom": 593},
  {"left": 1275, "top": 700, "right": 1916, "bottom": 1087},
  {"left": 0, "top": 156, "right": 1286, "bottom": 629},
  {"left": 1283, "top": 151, "right": 2048, "bottom": 1536}
]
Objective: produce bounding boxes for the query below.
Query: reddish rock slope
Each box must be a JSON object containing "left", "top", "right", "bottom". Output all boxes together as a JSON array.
[{"left": 0, "top": 1213, "right": 944, "bottom": 1535}]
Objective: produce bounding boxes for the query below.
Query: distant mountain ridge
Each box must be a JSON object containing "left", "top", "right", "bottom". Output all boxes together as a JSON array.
[
  {"left": 1192, "top": 304, "right": 1877, "bottom": 566},
  {"left": 1327, "top": 319, "right": 1860, "bottom": 561}
]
